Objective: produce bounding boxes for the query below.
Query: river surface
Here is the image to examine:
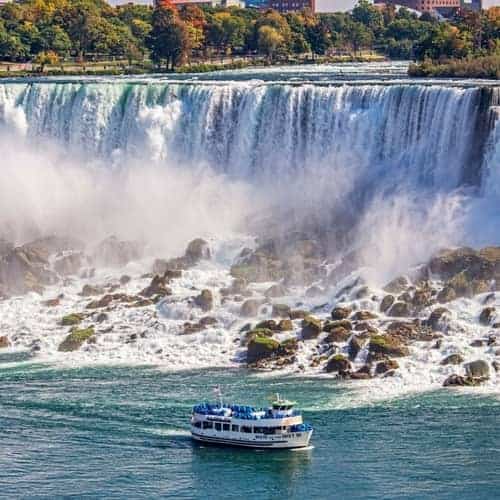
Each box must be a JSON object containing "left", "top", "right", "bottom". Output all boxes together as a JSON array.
[{"left": 0, "top": 356, "right": 499, "bottom": 499}]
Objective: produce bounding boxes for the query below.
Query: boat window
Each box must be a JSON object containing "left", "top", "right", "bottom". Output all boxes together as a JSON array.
[
  {"left": 231, "top": 425, "right": 239, "bottom": 432},
  {"left": 202, "top": 421, "right": 213, "bottom": 429},
  {"left": 214, "top": 423, "right": 222, "bottom": 431},
  {"left": 241, "top": 426, "right": 252, "bottom": 433},
  {"left": 253, "top": 427, "right": 264, "bottom": 434},
  {"left": 223, "top": 424, "right": 230, "bottom": 431},
  {"left": 194, "top": 421, "right": 202, "bottom": 428},
  {"left": 263, "top": 427, "right": 278, "bottom": 435}
]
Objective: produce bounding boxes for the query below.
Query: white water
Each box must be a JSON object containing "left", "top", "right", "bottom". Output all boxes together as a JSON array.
[{"left": 0, "top": 67, "right": 499, "bottom": 400}]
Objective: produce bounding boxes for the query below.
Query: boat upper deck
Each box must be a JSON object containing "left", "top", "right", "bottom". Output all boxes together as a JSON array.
[{"left": 192, "top": 403, "right": 301, "bottom": 421}]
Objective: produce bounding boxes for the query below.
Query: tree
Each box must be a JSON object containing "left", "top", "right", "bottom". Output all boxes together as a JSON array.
[
  {"left": 257, "top": 25, "right": 283, "bottom": 61},
  {"left": 34, "top": 49, "right": 60, "bottom": 71},
  {"left": 148, "top": 5, "right": 191, "bottom": 70},
  {"left": 344, "top": 20, "right": 373, "bottom": 55}
]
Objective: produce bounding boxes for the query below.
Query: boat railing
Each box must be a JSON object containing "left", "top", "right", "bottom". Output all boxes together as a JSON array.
[{"left": 192, "top": 403, "right": 301, "bottom": 419}]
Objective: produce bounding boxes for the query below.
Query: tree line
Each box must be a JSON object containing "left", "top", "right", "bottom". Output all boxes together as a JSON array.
[{"left": 0, "top": 0, "right": 498, "bottom": 69}]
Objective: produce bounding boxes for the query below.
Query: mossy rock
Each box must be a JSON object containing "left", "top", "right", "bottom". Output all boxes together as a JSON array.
[
  {"left": 244, "top": 328, "right": 274, "bottom": 345},
  {"left": 58, "top": 327, "right": 95, "bottom": 352},
  {"left": 325, "top": 354, "right": 351, "bottom": 373},
  {"left": 278, "top": 319, "right": 293, "bottom": 331},
  {"left": 324, "top": 326, "right": 350, "bottom": 343},
  {"left": 369, "top": 335, "right": 409, "bottom": 358},
  {"left": 61, "top": 313, "right": 84, "bottom": 326},
  {"left": 247, "top": 335, "right": 280, "bottom": 363},
  {"left": 301, "top": 315, "right": 322, "bottom": 339}
]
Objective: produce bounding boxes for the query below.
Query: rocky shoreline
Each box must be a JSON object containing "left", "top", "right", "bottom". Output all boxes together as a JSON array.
[{"left": 0, "top": 233, "right": 498, "bottom": 390}]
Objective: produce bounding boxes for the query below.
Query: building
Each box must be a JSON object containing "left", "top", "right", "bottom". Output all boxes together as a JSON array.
[
  {"left": 374, "top": 0, "right": 460, "bottom": 12},
  {"left": 268, "top": 0, "right": 316, "bottom": 13},
  {"left": 157, "top": 0, "right": 244, "bottom": 7}
]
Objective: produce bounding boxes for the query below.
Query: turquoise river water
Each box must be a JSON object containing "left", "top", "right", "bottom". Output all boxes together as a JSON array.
[{"left": 0, "top": 352, "right": 499, "bottom": 499}]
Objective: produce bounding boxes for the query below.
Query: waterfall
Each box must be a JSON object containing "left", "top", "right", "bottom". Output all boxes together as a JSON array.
[{"left": 0, "top": 81, "right": 496, "bottom": 190}]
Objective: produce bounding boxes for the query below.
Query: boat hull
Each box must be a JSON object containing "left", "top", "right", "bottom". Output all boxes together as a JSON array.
[{"left": 191, "top": 429, "right": 313, "bottom": 449}]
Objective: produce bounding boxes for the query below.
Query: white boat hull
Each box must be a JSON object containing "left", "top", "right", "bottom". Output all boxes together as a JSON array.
[{"left": 191, "top": 427, "right": 313, "bottom": 449}]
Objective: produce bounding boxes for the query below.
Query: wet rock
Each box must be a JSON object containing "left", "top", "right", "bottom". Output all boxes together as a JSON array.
[
  {"left": 483, "top": 293, "right": 496, "bottom": 305},
  {"left": 464, "top": 360, "right": 490, "bottom": 379},
  {"left": 0, "top": 336, "right": 10, "bottom": 348},
  {"left": 95, "top": 312, "right": 108, "bottom": 323},
  {"left": 470, "top": 339, "right": 486, "bottom": 347},
  {"left": 290, "top": 309, "right": 308, "bottom": 320},
  {"left": 331, "top": 307, "right": 351, "bottom": 320},
  {"left": 492, "top": 361, "right": 500, "bottom": 372},
  {"left": 412, "top": 288, "right": 434, "bottom": 310},
  {"left": 272, "top": 304, "right": 291, "bottom": 318},
  {"left": 324, "top": 327, "right": 350, "bottom": 343},
  {"left": 231, "top": 246, "right": 283, "bottom": 283},
  {"left": 194, "top": 289, "right": 213, "bottom": 312},
  {"left": 61, "top": 313, "right": 84, "bottom": 326},
  {"left": 140, "top": 275, "right": 171, "bottom": 298},
  {"left": 348, "top": 335, "right": 364, "bottom": 361},
  {"left": 265, "top": 283, "right": 288, "bottom": 298},
  {"left": 92, "top": 236, "right": 142, "bottom": 267},
  {"left": 380, "top": 295, "right": 395, "bottom": 313},
  {"left": 443, "top": 374, "right": 478, "bottom": 387},
  {"left": 86, "top": 293, "right": 136, "bottom": 309},
  {"left": 247, "top": 336, "right": 280, "bottom": 363},
  {"left": 81, "top": 284, "right": 104, "bottom": 297},
  {"left": 350, "top": 370, "right": 371, "bottom": 380},
  {"left": 479, "top": 307, "right": 496, "bottom": 326},
  {"left": 130, "top": 298, "right": 154, "bottom": 307},
  {"left": 437, "top": 286, "right": 457, "bottom": 303},
  {"left": 353, "top": 322, "right": 378, "bottom": 334},
  {"left": 386, "top": 320, "right": 435, "bottom": 342},
  {"left": 305, "top": 285, "right": 324, "bottom": 298},
  {"left": 58, "top": 327, "right": 95, "bottom": 352},
  {"left": 240, "top": 299, "right": 261, "bottom": 317},
  {"left": 42, "top": 296, "right": 62, "bottom": 307},
  {"left": 186, "top": 238, "right": 211, "bottom": 262},
  {"left": 440, "top": 353, "right": 464, "bottom": 365},
  {"left": 54, "top": 252, "right": 84, "bottom": 276},
  {"left": 301, "top": 316, "right": 323, "bottom": 340},
  {"left": 368, "top": 335, "right": 409, "bottom": 360},
  {"left": 325, "top": 354, "right": 351, "bottom": 373},
  {"left": 323, "top": 319, "right": 352, "bottom": 332},
  {"left": 427, "top": 307, "right": 451, "bottom": 331},
  {"left": 388, "top": 302, "right": 411, "bottom": 317},
  {"left": 119, "top": 275, "right": 131, "bottom": 285},
  {"left": 352, "top": 310, "right": 378, "bottom": 321},
  {"left": 278, "top": 319, "right": 293, "bottom": 331},
  {"left": 384, "top": 276, "right": 410, "bottom": 294},
  {"left": 375, "top": 359, "right": 399, "bottom": 375},
  {"left": 255, "top": 319, "right": 281, "bottom": 332}
]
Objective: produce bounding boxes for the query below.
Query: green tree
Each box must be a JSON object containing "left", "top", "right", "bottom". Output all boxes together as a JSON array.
[{"left": 257, "top": 25, "right": 283, "bottom": 61}]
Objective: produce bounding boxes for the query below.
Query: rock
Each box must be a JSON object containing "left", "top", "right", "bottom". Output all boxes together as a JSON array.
[
  {"left": 95, "top": 312, "right": 108, "bottom": 323},
  {"left": 492, "top": 361, "right": 500, "bottom": 372},
  {"left": 352, "top": 310, "right": 378, "bottom": 321},
  {"left": 140, "top": 275, "right": 171, "bottom": 298},
  {"left": 412, "top": 288, "right": 434, "bottom": 309},
  {"left": 479, "top": 307, "right": 496, "bottom": 326},
  {"left": 386, "top": 320, "right": 435, "bottom": 342},
  {"left": 483, "top": 293, "right": 496, "bottom": 305},
  {"left": 380, "top": 295, "right": 395, "bottom": 313},
  {"left": 331, "top": 306, "right": 351, "bottom": 320},
  {"left": 325, "top": 354, "right": 351, "bottom": 373},
  {"left": 130, "top": 298, "right": 154, "bottom": 307},
  {"left": 119, "top": 275, "right": 131, "bottom": 285},
  {"left": 353, "top": 322, "right": 378, "bottom": 334},
  {"left": 92, "top": 236, "right": 142, "bottom": 267},
  {"left": 443, "top": 374, "right": 472, "bottom": 387},
  {"left": 247, "top": 336, "right": 280, "bottom": 363},
  {"left": 54, "top": 252, "right": 83, "bottom": 276},
  {"left": 230, "top": 245, "right": 283, "bottom": 283},
  {"left": 305, "top": 285, "right": 324, "bottom": 297},
  {"left": 290, "top": 309, "right": 308, "bottom": 320},
  {"left": 272, "top": 304, "right": 291, "bottom": 318},
  {"left": 0, "top": 336, "right": 10, "bottom": 348},
  {"left": 324, "top": 326, "right": 350, "bottom": 343},
  {"left": 440, "top": 353, "right": 464, "bottom": 365},
  {"left": 0, "top": 238, "right": 14, "bottom": 258},
  {"left": 58, "top": 327, "right": 95, "bottom": 352},
  {"left": 42, "top": 296, "right": 61, "bottom": 307},
  {"left": 255, "top": 319, "right": 281, "bottom": 332},
  {"left": 388, "top": 302, "right": 411, "bottom": 317},
  {"left": 61, "top": 313, "right": 84, "bottom": 326},
  {"left": 368, "top": 335, "right": 409, "bottom": 359},
  {"left": 348, "top": 335, "right": 364, "bottom": 361},
  {"left": 278, "top": 319, "right": 293, "bottom": 331},
  {"left": 350, "top": 370, "right": 371, "bottom": 380},
  {"left": 375, "top": 359, "right": 399, "bottom": 374},
  {"left": 437, "top": 286, "right": 457, "bottom": 303},
  {"left": 323, "top": 319, "right": 352, "bottom": 332},
  {"left": 301, "top": 316, "right": 322, "bottom": 339},
  {"left": 86, "top": 293, "right": 136, "bottom": 309},
  {"left": 185, "top": 238, "right": 211, "bottom": 263},
  {"left": 470, "top": 339, "right": 486, "bottom": 347},
  {"left": 194, "top": 289, "right": 213, "bottom": 312},
  {"left": 464, "top": 360, "right": 490, "bottom": 378},
  {"left": 240, "top": 299, "right": 261, "bottom": 317},
  {"left": 81, "top": 284, "right": 104, "bottom": 297},
  {"left": 427, "top": 307, "right": 451, "bottom": 331},
  {"left": 265, "top": 283, "right": 288, "bottom": 298},
  {"left": 384, "top": 276, "right": 410, "bottom": 294}
]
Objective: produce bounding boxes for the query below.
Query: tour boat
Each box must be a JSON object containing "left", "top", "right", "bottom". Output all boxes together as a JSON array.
[{"left": 190, "top": 390, "right": 313, "bottom": 449}]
